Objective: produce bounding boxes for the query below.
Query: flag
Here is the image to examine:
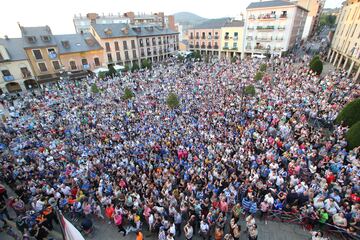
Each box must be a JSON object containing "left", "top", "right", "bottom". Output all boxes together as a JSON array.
[{"left": 59, "top": 212, "right": 85, "bottom": 240}]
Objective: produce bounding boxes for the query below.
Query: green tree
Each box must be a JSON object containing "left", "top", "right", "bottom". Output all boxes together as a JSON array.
[
  {"left": 259, "top": 63, "right": 267, "bottom": 72},
  {"left": 254, "top": 71, "right": 264, "bottom": 81},
  {"left": 122, "top": 87, "right": 135, "bottom": 101},
  {"left": 98, "top": 71, "right": 107, "bottom": 79},
  {"left": 244, "top": 85, "right": 256, "bottom": 96},
  {"left": 141, "top": 59, "right": 152, "bottom": 69},
  {"left": 177, "top": 54, "right": 185, "bottom": 62},
  {"left": 231, "top": 56, "right": 238, "bottom": 63},
  {"left": 319, "top": 14, "right": 336, "bottom": 28},
  {"left": 166, "top": 92, "right": 180, "bottom": 109},
  {"left": 309, "top": 59, "right": 323, "bottom": 75},
  {"left": 91, "top": 83, "right": 100, "bottom": 94},
  {"left": 131, "top": 63, "right": 140, "bottom": 72},
  {"left": 346, "top": 121, "right": 360, "bottom": 150},
  {"left": 335, "top": 98, "right": 360, "bottom": 127},
  {"left": 124, "top": 65, "right": 131, "bottom": 72},
  {"left": 192, "top": 51, "right": 202, "bottom": 61},
  {"left": 107, "top": 65, "right": 117, "bottom": 77}
]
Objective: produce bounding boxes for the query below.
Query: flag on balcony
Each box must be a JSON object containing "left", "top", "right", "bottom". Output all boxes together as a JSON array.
[{"left": 58, "top": 212, "right": 85, "bottom": 240}]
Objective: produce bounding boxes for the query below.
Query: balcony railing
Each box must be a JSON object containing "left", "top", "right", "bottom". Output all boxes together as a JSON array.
[
  {"left": 278, "top": 26, "right": 286, "bottom": 30},
  {"left": 246, "top": 36, "right": 253, "bottom": 40},
  {"left": 256, "top": 36, "right": 273, "bottom": 41},
  {"left": 195, "top": 36, "right": 200, "bottom": 39},
  {"left": 245, "top": 46, "right": 252, "bottom": 50},
  {"left": 223, "top": 46, "right": 229, "bottom": 50},
  {"left": 232, "top": 47, "right": 238, "bottom": 50},
  {"left": 201, "top": 36, "right": 206, "bottom": 40},
  {"left": 22, "top": 72, "right": 32, "bottom": 78},
  {"left": 279, "top": 14, "right": 287, "bottom": 19},
  {"left": 3, "top": 75, "right": 15, "bottom": 81},
  {"left": 247, "top": 27, "right": 254, "bottom": 30},
  {"left": 207, "top": 36, "right": 212, "bottom": 39},
  {"left": 190, "top": 36, "right": 194, "bottom": 39},
  {"left": 201, "top": 45, "right": 206, "bottom": 49},
  {"left": 48, "top": 52, "right": 57, "bottom": 59},
  {"left": 189, "top": 44, "right": 194, "bottom": 48},
  {"left": 141, "top": 53, "right": 145, "bottom": 57},
  {"left": 195, "top": 45, "right": 200, "bottom": 48},
  {"left": 258, "top": 14, "right": 276, "bottom": 20},
  {"left": 214, "top": 36, "right": 219, "bottom": 40},
  {"left": 224, "top": 36, "right": 229, "bottom": 40},
  {"left": 275, "top": 37, "right": 284, "bottom": 41},
  {"left": 213, "top": 45, "right": 219, "bottom": 49},
  {"left": 207, "top": 45, "right": 212, "bottom": 49},
  {"left": 257, "top": 26, "right": 275, "bottom": 31}
]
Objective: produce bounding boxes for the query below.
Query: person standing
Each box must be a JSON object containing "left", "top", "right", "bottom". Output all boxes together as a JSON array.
[
  {"left": 248, "top": 224, "right": 258, "bottom": 240},
  {"left": 184, "top": 221, "right": 194, "bottom": 240},
  {"left": 136, "top": 230, "right": 144, "bottom": 240}
]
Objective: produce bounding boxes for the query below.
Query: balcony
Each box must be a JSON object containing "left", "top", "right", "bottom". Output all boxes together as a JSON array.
[
  {"left": 201, "top": 45, "right": 206, "bottom": 49},
  {"left": 278, "top": 26, "right": 286, "bottom": 31},
  {"left": 247, "top": 27, "right": 255, "bottom": 30},
  {"left": 279, "top": 14, "right": 287, "bottom": 19},
  {"left": 147, "top": 52, "right": 152, "bottom": 56},
  {"left": 207, "top": 45, "right": 212, "bottom": 49},
  {"left": 256, "top": 26, "right": 275, "bottom": 31},
  {"left": 141, "top": 53, "right": 145, "bottom": 57},
  {"left": 83, "top": 64, "right": 90, "bottom": 70},
  {"left": 3, "top": 75, "right": 15, "bottom": 81},
  {"left": 248, "top": 15, "right": 256, "bottom": 20},
  {"left": 48, "top": 52, "right": 57, "bottom": 59},
  {"left": 22, "top": 72, "right": 32, "bottom": 78},
  {"left": 258, "top": 14, "right": 277, "bottom": 21},
  {"left": 213, "top": 45, "right": 219, "bottom": 49},
  {"left": 195, "top": 45, "right": 200, "bottom": 48},
  {"left": 214, "top": 36, "right": 219, "bottom": 40},
  {"left": 246, "top": 36, "right": 253, "bottom": 40},
  {"left": 207, "top": 36, "right": 212, "bottom": 40},
  {"left": 189, "top": 36, "right": 194, "bottom": 40},
  {"left": 201, "top": 36, "right": 206, "bottom": 40},
  {"left": 256, "top": 36, "right": 273, "bottom": 42},
  {"left": 273, "top": 47, "right": 283, "bottom": 51},
  {"left": 224, "top": 36, "right": 229, "bottom": 40},
  {"left": 245, "top": 46, "right": 252, "bottom": 50},
  {"left": 223, "top": 46, "right": 229, "bottom": 50},
  {"left": 231, "top": 47, "right": 238, "bottom": 51},
  {"left": 233, "top": 37, "right": 238, "bottom": 41},
  {"left": 195, "top": 36, "right": 200, "bottom": 39},
  {"left": 189, "top": 44, "right": 194, "bottom": 48},
  {"left": 275, "top": 37, "right": 284, "bottom": 41}
]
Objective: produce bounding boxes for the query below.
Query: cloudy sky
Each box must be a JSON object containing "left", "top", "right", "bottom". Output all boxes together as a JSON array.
[{"left": 0, "top": 0, "right": 343, "bottom": 37}]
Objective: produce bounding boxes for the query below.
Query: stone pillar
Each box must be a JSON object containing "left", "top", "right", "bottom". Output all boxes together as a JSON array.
[
  {"left": 347, "top": 61, "right": 355, "bottom": 77},
  {"left": 327, "top": 49, "right": 332, "bottom": 61},
  {"left": 329, "top": 50, "right": 336, "bottom": 63},
  {"left": 19, "top": 81, "right": 27, "bottom": 92},
  {"left": 332, "top": 52, "right": 339, "bottom": 65},
  {"left": 355, "top": 67, "right": 360, "bottom": 82},
  {"left": 342, "top": 57, "right": 349, "bottom": 69},
  {"left": 337, "top": 55, "right": 344, "bottom": 68}
]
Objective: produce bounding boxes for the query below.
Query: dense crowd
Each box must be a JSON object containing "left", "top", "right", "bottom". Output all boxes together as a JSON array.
[{"left": 0, "top": 55, "right": 359, "bottom": 240}]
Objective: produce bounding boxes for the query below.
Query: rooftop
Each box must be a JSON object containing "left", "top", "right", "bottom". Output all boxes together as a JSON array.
[
  {"left": 54, "top": 33, "right": 102, "bottom": 54},
  {"left": 19, "top": 25, "right": 57, "bottom": 48},
  {"left": 0, "top": 38, "right": 28, "bottom": 61},
  {"left": 247, "top": 0, "right": 295, "bottom": 9}
]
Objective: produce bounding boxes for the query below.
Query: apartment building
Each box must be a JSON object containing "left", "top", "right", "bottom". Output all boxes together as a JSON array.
[
  {"left": 220, "top": 20, "right": 245, "bottom": 60},
  {"left": 0, "top": 38, "right": 35, "bottom": 93},
  {"left": 327, "top": 0, "right": 360, "bottom": 81},
  {"left": 19, "top": 25, "right": 62, "bottom": 84},
  {"left": 74, "top": 12, "right": 176, "bottom": 34},
  {"left": 91, "top": 23, "right": 179, "bottom": 67},
  {"left": 292, "top": 0, "right": 325, "bottom": 39},
  {"left": 244, "top": 0, "right": 308, "bottom": 57},
  {"left": 188, "top": 19, "right": 229, "bottom": 56},
  {"left": 55, "top": 33, "right": 104, "bottom": 80}
]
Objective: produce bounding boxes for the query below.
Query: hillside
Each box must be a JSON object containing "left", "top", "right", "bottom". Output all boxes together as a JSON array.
[{"left": 173, "top": 12, "right": 207, "bottom": 25}]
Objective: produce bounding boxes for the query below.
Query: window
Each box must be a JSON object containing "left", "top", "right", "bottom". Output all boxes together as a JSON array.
[
  {"left": 234, "top": 32, "right": 238, "bottom": 40},
  {"left": 52, "top": 61, "right": 61, "bottom": 70},
  {"left": 114, "top": 41, "right": 119, "bottom": 51},
  {"left": 107, "top": 53, "right": 113, "bottom": 62},
  {"left": 33, "top": 49, "right": 43, "bottom": 60},
  {"left": 81, "top": 59, "right": 88, "bottom": 66},
  {"left": 125, "top": 51, "right": 129, "bottom": 60},
  {"left": 131, "top": 40, "right": 136, "bottom": 49},
  {"left": 1, "top": 70, "right": 11, "bottom": 76},
  {"left": 27, "top": 36, "right": 36, "bottom": 43},
  {"left": 146, "top": 38, "right": 150, "bottom": 46},
  {"left": 41, "top": 35, "right": 51, "bottom": 42},
  {"left": 123, "top": 41, "right": 128, "bottom": 50},
  {"left": 69, "top": 61, "right": 77, "bottom": 70},
  {"left": 20, "top": 67, "right": 31, "bottom": 78},
  {"left": 152, "top": 37, "right": 156, "bottom": 45},
  {"left": 94, "top": 57, "right": 100, "bottom": 66},
  {"left": 38, "top": 62, "right": 47, "bottom": 72},
  {"left": 48, "top": 48, "right": 56, "bottom": 54},
  {"left": 158, "top": 37, "right": 162, "bottom": 44},
  {"left": 225, "top": 32, "right": 229, "bottom": 39},
  {"left": 225, "top": 42, "right": 229, "bottom": 48},
  {"left": 105, "top": 42, "right": 111, "bottom": 52},
  {"left": 147, "top": 48, "right": 151, "bottom": 55},
  {"left": 116, "top": 52, "right": 121, "bottom": 62},
  {"left": 233, "top": 42, "right": 238, "bottom": 48},
  {"left": 132, "top": 50, "right": 137, "bottom": 58},
  {"left": 140, "top": 39, "right": 144, "bottom": 47}
]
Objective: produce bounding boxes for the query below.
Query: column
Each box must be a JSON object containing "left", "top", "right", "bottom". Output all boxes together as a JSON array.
[
  {"left": 342, "top": 57, "right": 349, "bottom": 69},
  {"left": 347, "top": 61, "right": 355, "bottom": 77},
  {"left": 337, "top": 55, "right": 344, "bottom": 68},
  {"left": 354, "top": 67, "right": 360, "bottom": 82},
  {"left": 327, "top": 49, "right": 332, "bottom": 61},
  {"left": 329, "top": 50, "right": 336, "bottom": 63},
  {"left": 332, "top": 52, "right": 339, "bottom": 65},
  {"left": 1, "top": 86, "right": 9, "bottom": 94},
  {"left": 19, "top": 81, "right": 27, "bottom": 92}
]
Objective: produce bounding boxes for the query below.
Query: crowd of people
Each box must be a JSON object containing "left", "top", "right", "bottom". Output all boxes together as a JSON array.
[{"left": 0, "top": 55, "right": 359, "bottom": 240}]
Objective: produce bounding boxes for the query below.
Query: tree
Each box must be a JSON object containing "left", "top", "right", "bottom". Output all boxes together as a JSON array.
[
  {"left": 309, "top": 58, "right": 323, "bottom": 75},
  {"left": 244, "top": 85, "right": 256, "bottom": 96},
  {"left": 335, "top": 98, "right": 360, "bottom": 127},
  {"left": 166, "top": 92, "right": 180, "bottom": 109},
  {"left": 91, "top": 83, "right": 100, "bottom": 94},
  {"left": 98, "top": 71, "right": 106, "bottom": 79},
  {"left": 107, "top": 65, "right": 117, "bottom": 77},
  {"left": 319, "top": 14, "right": 336, "bottom": 28},
  {"left": 177, "top": 54, "right": 185, "bottom": 62},
  {"left": 254, "top": 71, "right": 264, "bottom": 81},
  {"left": 122, "top": 87, "right": 135, "bottom": 101},
  {"left": 131, "top": 63, "right": 140, "bottom": 72},
  {"left": 141, "top": 59, "right": 152, "bottom": 69},
  {"left": 346, "top": 121, "right": 360, "bottom": 150},
  {"left": 124, "top": 65, "right": 131, "bottom": 72},
  {"left": 231, "top": 56, "right": 238, "bottom": 63},
  {"left": 192, "top": 51, "right": 202, "bottom": 61},
  {"left": 259, "top": 63, "right": 267, "bottom": 72},
  {"left": 310, "top": 55, "right": 320, "bottom": 66}
]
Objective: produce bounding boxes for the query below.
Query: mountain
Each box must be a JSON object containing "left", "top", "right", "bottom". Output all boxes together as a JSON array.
[{"left": 173, "top": 12, "right": 207, "bottom": 26}]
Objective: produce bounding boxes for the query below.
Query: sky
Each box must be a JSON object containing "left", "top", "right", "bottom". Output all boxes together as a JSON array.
[{"left": 0, "top": 0, "right": 344, "bottom": 37}]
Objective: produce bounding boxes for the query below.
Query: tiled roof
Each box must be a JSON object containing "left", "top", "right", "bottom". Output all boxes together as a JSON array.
[
  {"left": 224, "top": 20, "right": 244, "bottom": 27},
  {"left": 54, "top": 33, "right": 102, "bottom": 54},
  {"left": 92, "top": 23, "right": 178, "bottom": 39},
  {"left": 247, "top": 0, "right": 295, "bottom": 9},
  {"left": 19, "top": 25, "right": 57, "bottom": 48},
  {"left": 0, "top": 38, "right": 28, "bottom": 61}
]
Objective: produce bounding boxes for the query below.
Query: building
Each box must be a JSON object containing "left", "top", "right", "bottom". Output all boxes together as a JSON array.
[
  {"left": 0, "top": 37, "right": 35, "bottom": 93},
  {"left": 74, "top": 12, "right": 176, "bottom": 34},
  {"left": 220, "top": 20, "right": 245, "bottom": 60},
  {"left": 292, "top": 0, "right": 325, "bottom": 39},
  {"left": 19, "top": 25, "right": 62, "bottom": 84},
  {"left": 188, "top": 19, "right": 230, "bottom": 57},
  {"left": 91, "top": 23, "right": 179, "bottom": 67},
  {"left": 327, "top": 0, "right": 360, "bottom": 80},
  {"left": 244, "top": 0, "right": 308, "bottom": 57},
  {"left": 55, "top": 33, "right": 104, "bottom": 80}
]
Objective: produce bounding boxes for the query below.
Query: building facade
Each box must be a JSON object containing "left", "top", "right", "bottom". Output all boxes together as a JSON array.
[
  {"left": 327, "top": 0, "right": 360, "bottom": 81},
  {"left": 74, "top": 12, "right": 176, "bottom": 34},
  {"left": 220, "top": 20, "right": 244, "bottom": 59},
  {"left": 55, "top": 33, "right": 104, "bottom": 80},
  {"left": 293, "top": 0, "right": 325, "bottom": 39},
  {"left": 91, "top": 23, "right": 179, "bottom": 67},
  {"left": 0, "top": 38, "right": 35, "bottom": 94},
  {"left": 244, "top": 0, "right": 308, "bottom": 57}
]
